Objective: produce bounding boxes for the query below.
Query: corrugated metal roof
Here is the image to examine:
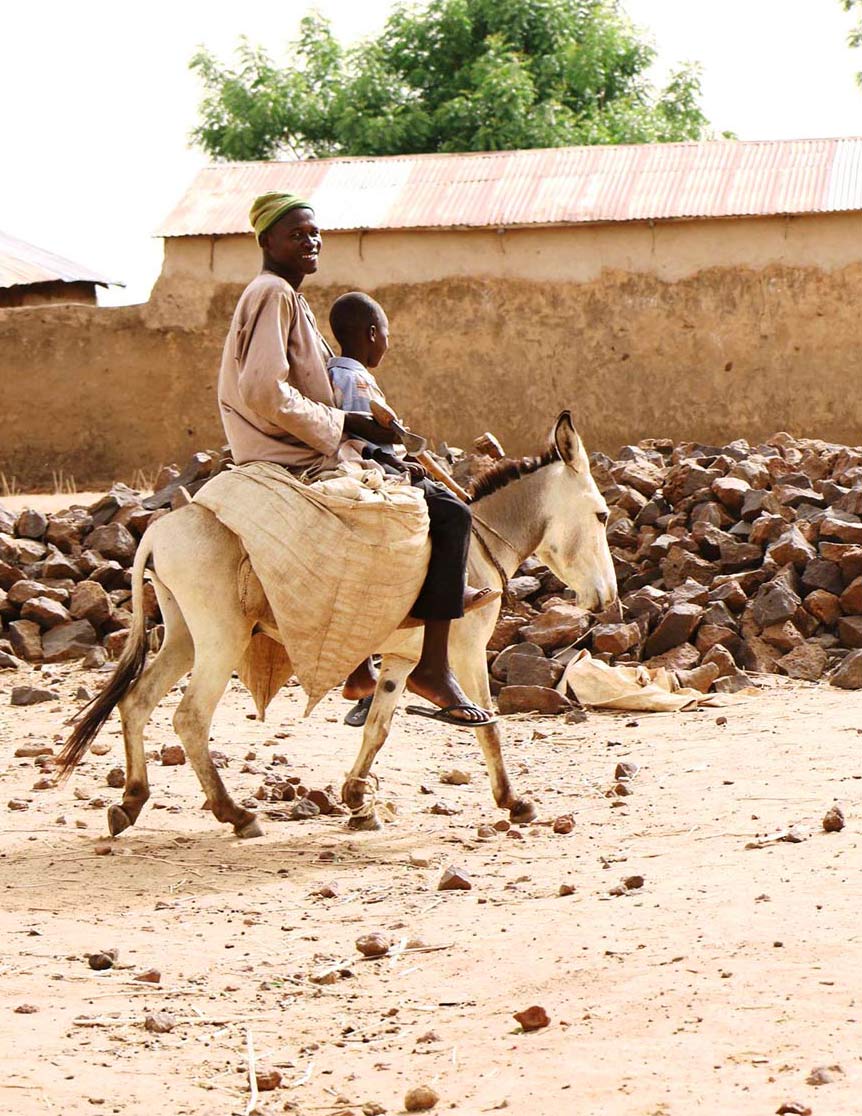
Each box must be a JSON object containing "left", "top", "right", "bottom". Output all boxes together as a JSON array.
[
  {"left": 156, "top": 137, "right": 862, "bottom": 238},
  {"left": 0, "top": 231, "right": 119, "bottom": 290}
]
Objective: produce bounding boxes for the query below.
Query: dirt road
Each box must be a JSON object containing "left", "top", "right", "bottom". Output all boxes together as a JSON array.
[{"left": 1, "top": 664, "right": 859, "bottom": 1115}]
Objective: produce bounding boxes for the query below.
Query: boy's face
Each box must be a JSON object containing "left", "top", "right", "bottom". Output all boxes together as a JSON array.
[
  {"left": 368, "top": 311, "right": 390, "bottom": 368},
  {"left": 261, "top": 208, "right": 322, "bottom": 276}
]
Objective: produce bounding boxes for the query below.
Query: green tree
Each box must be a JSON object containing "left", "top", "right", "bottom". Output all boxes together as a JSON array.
[
  {"left": 841, "top": 0, "right": 862, "bottom": 82},
  {"left": 190, "top": 0, "right": 710, "bottom": 160}
]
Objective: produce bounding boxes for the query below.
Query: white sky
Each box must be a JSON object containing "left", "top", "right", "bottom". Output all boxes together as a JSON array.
[{"left": 1, "top": 0, "right": 860, "bottom": 305}]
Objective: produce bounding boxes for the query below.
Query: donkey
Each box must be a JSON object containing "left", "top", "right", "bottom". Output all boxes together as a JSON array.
[{"left": 58, "top": 412, "right": 616, "bottom": 838}]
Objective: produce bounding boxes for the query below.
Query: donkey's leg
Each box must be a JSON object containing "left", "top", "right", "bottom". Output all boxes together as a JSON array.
[
  {"left": 172, "top": 626, "right": 259, "bottom": 838},
  {"left": 109, "top": 583, "right": 194, "bottom": 836},
  {"left": 342, "top": 653, "right": 415, "bottom": 831},
  {"left": 449, "top": 619, "right": 537, "bottom": 824}
]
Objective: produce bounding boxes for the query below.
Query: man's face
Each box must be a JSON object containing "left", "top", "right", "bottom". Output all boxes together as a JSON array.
[{"left": 261, "top": 208, "right": 322, "bottom": 275}]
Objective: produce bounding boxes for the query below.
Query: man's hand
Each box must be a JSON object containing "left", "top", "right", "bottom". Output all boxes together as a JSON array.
[
  {"left": 343, "top": 412, "right": 400, "bottom": 445},
  {"left": 404, "top": 459, "right": 427, "bottom": 482}
]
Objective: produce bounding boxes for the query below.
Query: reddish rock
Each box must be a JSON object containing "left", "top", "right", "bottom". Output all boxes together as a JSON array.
[
  {"left": 160, "top": 744, "right": 186, "bottom": 766},
  {"left": 20, "top": 595, "right": 72, "bottom": 629},
  {"left": 819, "top": 513, "right": 862, "bottom": 544},
  {"left": 778, "top": 643, "right": 827, "bottom": 681},
  {"left": 709, "top": 579, "right": 748, "bottom": 612},
  {"left": 751, "top": 581, "right": 800, "bottom": 630},
  {"left": 801, "top": 558, "right": 844, "bottom": 596},
  {"left": 840, "top": 576, "right": 862, "bottom": 615},
  {"left": 506, "top": 655, "right": 564, "bottom": 687},
  {"left": 85, "top": 523, "right": 137, "bottom": 564},
  {"left": 819, "top": 542, "right": 862, "bottom": 583},
  {"left": 711, "top": 476, "right": 750, "bottom": 513},
  {"left": 0, "top": 559, "right": 25, "bottom": 589},
  {"left": 42, "top": 620, "right": 97, "bottom": 662},
  {"left": 643, "top": 643, "right": 701, "bottom": 672},
  {"left": 45, "top": 511, "right": 91, "bottom": 552},
  {"left": 553, "top": 814, "right": 575, "bottom": 834},
  {"left": 748, "top": 515, "right": 787, "bottom": 548},
  {"left": 15, "top": 509, "right": 48, "bottom": 539},
  {"left": 768, "top": 526, "right": 816, "bottom": 569},
  {"left": 513, "top": 1005, "right": 551, "bottom": 1032},
  {"left": 9, "top": 619, "right": 43, "bottom": 662},
  {"left": 520, "top": 604, "right": 591, "bottom": 651},
  {"left": 487, "top": 613, "right": 528, "bottom": 652},
  {"left": 104, "top": 630, "right": 129, "bottom": 658},
  {"left": 694, "top": 624, "right": 737, "bottom": 654},
  {"left": 702, "top": 644, "right": 738, "bottom": 678},
  {"left": 591, "top": 622, "right": 641, "bottom": 656},
  {"left": 760, "top": 622, "right": 804, "bottom": 653},
  {"left": 497, "top": 685, "right": 571, "bottom": 715},
  {"left": 830, "top": 648, "right": 862, "bottom": 688},
  {"left": 804, "top": 589, "right": 842, "bottom": 626},
  {"left": 838, "top": 616, "right": 862, "bottom": 648},
  {"left": 69, "top": 580, "right": 113, "bottom": 626},
  {"left": 41, "top": 552, "right": 80, "bottom": 581},
  {"left": 644, "top": 603, "right": 703, "bottom": 658},
  {"left": 438, "top": 866, "right": 472, "bottom": 891},
  {"left": 660, "top": 547, "right": 718, "bottom": 589}
]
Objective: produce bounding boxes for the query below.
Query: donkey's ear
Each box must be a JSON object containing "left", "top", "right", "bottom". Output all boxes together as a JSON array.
[{"left": 553, "top": 410, "right": 585, "bottom": 471}]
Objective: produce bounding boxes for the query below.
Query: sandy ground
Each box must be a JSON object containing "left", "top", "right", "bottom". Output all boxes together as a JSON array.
[{"left": 1, "top": 663, "right": 860, "bottom": 1116}]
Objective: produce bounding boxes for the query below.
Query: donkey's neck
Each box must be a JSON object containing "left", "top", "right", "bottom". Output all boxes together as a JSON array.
[{"left": 470, "top": 466, "right": 551, "bottom": 577}]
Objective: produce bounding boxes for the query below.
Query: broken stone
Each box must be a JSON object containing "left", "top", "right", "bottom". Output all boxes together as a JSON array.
[
  {"left": 513, "top": 1005, "right": 551, "bottom": 1031},
  {"left": 404, "top": 1085, "right": 439, "bottom": 1112},
  {"left": 644, "top": 603, "right": 703, "bottom": 658},
  {"left": 69, "top": 581, "right": 113, "bottom": 627},
  {"left": 591, "top": 621, "right": 641, "bottom": 656},
  {"left": 838, "top": 615, "right": 862, "bottom": 648},
  {"left": 496, "top": 685, "right": 571, "bottom": 715},
  {"left": 490, "top": 642, "right": 543, "bottom": 681},
  {"left": 356, "top": 933, "right": 390, "bottom": 958},
  {"left": 520, "top": 604, "right": 592, "bottom": 651},
  {"left": 9, "top": 619, "right": 43, "bottom": 662},
  {"left": 41, "top": 619, "right": 98, "bottom": 662},
  {"left": 438, "top": 866, "right": 472, "bottom": 891},
  {"left": 20, "top": 595, "right": 72, "bottom": 629},
  {"left": 440, "top": 769, "right": 471, "bottom": 786},
  {"left": 822, "top": 805, "right": 845, "bottom": 832},
  {"left": 552, "top": 814, "right": 574, "bottom": 835},
  {"left": 160, "top": 744, "right": 186, "bottom": 766},
  {"left": 143, "top": 1011, "right": 176, "bottom": 1034},
  {"left": 830, "top": 648, "right": 862, "bottom": 688},
  {"left": 505, "top": 654, "right": 564, "bottom": 688},
  {"left": 777, "top": 643, "right": 827, "bottom": 681},
  {"left": 10, "top": 685, "right": 58, "bottom": 706}
]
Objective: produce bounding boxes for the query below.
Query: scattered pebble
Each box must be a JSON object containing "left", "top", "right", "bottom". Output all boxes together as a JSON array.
[
  {"left": 776, "top": 1104, "right": 812, "bottom": 1115},
  {"left": 356, "top": 933, "right": 390, "bottom": 958},
  {"left": 476, "top": 825, "right": 496, "bottom": 838},
  {"left": 558, "top": 883, "right": 575, "bottom": 897},
  {"left": 87, "top": 949, "right": 118, "bottom": 971},
  {"left": 614, "top": 761, "right": 640, "bottom": 781},
  {"left": 440, "top": 769, "right": 471, "bottom": 785},
  {"left": 429, "top": 802, "right": 459, "bottom": 816},
  {"left": 493, "top": 819, "right": 511, "bottom": 832},
  {"left": 143, "top": 1011, "right": 176, "bottom": 1034},
  {"left": 288, "top": 797, "right": 320, "bottom": 820},
  {"left": 93, "top": 842, "right": 114, "bottom": 856},
  {"left": 438, "top": 866, "right": 472, "bottom": 891},
  {"left": 404, "top": 1084, "right": 439, "bottom": 1112},
  {"left": 160, "top": 744, "right": 186, "bottom": 766},
  {"left": 14, "top": 1003, "right": 38, "bottom": 1014},
  {"left": 409, "top": 851, "right": 432, "bottom": 868},
  {"left": 553, "top": 814, "right": 574, "bottom": 835},
  {"left": 807, "top": 1064, "right": 843, "bottom": 1086},
  {"left": 106, "top": 767, "right": 125, "bottom": 789},
  {"left": 7, "top": 799, "right": 30, "bottom": 811},
  {"left": 623, "top": 875, "right": 645, "bottom": 890},
  {"left": 90, "top": 741, "right": 112, "bottom": 756},
  {"left": 14, "top": 744, "right": 53, "bottom": 758},
  {"left": 133, "top": 969, "right": 161, "bottom": 984},
  {"left": 822, "top": 805, "right": 845, "bottom": 833},
  {"left": 10, "top": 685, "right": 59, "bottom": 706},
  {"left": 513, "top": 1005, "right": 550, "bottom": 1031},
  {"left": 255, "top": 1065, "right": 282, "bottom": 1091}
]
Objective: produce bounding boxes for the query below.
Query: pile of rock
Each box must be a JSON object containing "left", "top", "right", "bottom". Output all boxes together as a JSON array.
[
  {"left": 487, "top": 431, "right": 862, "bottom": 711},
  {"left": 0, "top": 450, "right": 229, "bottom": 670}
]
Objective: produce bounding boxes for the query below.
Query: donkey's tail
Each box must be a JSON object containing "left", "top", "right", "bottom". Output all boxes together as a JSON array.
[{"left": 56, "top": 529, "right": 155, "bottom": 782}]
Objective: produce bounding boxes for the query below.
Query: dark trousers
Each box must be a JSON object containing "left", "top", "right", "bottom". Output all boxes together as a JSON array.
[
  {"left": 410, "top": 477, "right": 472, "bottom": 620},
  {"left": 373, "top": 456, "right": 471, "bottom": 620}
]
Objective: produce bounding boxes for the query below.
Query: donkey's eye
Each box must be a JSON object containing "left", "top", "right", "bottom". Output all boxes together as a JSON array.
[{"left": 596, "top": 511, "right": 609, "bottom": 525}]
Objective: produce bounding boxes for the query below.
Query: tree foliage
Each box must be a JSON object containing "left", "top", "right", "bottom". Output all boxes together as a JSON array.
[
  {"left": 841, "top": 0, "right": 862, "bottom": 82},
  {"left": 190, "top": 0, "right": 710, "bottom": 161}
]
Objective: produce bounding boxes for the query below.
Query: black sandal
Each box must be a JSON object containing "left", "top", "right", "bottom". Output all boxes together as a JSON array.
[
  {"left": 405, "top": 703, "right": 497, "bottom": 727},
  {"left": 344, "top": 695, "right": 373, "bottom": 727}
]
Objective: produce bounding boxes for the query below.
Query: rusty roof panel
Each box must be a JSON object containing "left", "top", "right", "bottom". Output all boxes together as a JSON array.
[
  {"left": 156, "top": 137, "right": 862, "bottom": 237},
  {"left": 0, "top": 231, "right": 119, "bottom": 290}
]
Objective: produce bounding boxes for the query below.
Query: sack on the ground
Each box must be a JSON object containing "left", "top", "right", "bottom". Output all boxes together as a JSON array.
[{"left": 195, "top": 461, "right": 430, "bottom": 712}]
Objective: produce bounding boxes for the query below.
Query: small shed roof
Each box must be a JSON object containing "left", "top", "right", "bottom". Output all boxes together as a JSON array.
[
  {"left": 157, "top": 136, "right": 862, "bottom": 238},
  {"left": 0, "top": 231, "right": 119, "bottom": 291}
]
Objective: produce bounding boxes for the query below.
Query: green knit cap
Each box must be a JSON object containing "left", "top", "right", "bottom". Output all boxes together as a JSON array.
[{"left": 249, "top": 192, "right": 314, "bottom": 242}]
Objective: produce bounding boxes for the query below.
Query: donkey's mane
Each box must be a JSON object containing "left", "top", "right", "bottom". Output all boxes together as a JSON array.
[{"left": 467, "top": 445, "right": 559, "bottom": 504}]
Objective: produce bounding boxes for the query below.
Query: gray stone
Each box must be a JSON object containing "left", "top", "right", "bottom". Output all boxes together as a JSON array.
[
  {"left": 778, "top": 643, "right": 828, "bottom": 681},
  {"left": 497, "top": 685, "right": 572, "bottom": 715},
  {"left": 801, "top": 559, "right": 844, "bottom": 596},
  {"left": 10, "top": 685, "right": 59, "bottom": 706},
  {"left": 490, "top": 642, "right": 543, "bottom": 681},
  {"left": 41, "top": 619, "right": 98, "bottom": 662},
  {"left": 15, "top": 509, "right": 48, "bottom": 540},
  {"left": 506, "top": 576, "right": 542, "bottom": 601},
  {"left": 9, "top": 619, "right": 43, "bottom": 662},
  {"left": 751, "top": 581, "right": 800, "bottom": 630},
  {"left": 830, "top": 649, "right": 862, "bottom": 689},
  {"left": 506, "top": 654, "right": 564, "bottom": 688},
  {"left": 85, "top": 523, "right": 137, "bottom": 564},
  {"left": 591, "top": 621, "right": 641, "bottom": 656}
]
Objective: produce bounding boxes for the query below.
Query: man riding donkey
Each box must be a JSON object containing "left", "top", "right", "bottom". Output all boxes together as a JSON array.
[{"left": 218, "top": 191, "right": 498, "bottom": 727}]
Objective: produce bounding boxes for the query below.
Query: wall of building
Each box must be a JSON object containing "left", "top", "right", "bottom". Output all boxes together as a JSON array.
[
  {"left": 0, "top": 280, "right": 97, "bottom": 308},
  {"left": 1, "top": 212, "right": 861, "bottom": 489}
]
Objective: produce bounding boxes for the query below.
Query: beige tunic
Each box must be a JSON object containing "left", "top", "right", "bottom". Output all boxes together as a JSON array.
[{"left": 218, "top": 271, "right": 347, "bottom": 472}]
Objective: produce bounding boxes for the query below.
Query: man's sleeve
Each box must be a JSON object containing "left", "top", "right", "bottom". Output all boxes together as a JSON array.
[{"left": 235, "top": 287, "right": 344, "bottom": 455}]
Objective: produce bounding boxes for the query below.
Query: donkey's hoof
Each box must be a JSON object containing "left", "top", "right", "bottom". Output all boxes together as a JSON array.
[
  {"left": 107, "top": 805, "right": 132, "bottom": 836},
  {"left": 346, "top": 811, "right": 383, "bottom": 831},
  {"left": 508, "top": 798, "right": 537, "bottom": 825},
  {"left": 235, "top": 816, "right": 264, "bottom": 840}
]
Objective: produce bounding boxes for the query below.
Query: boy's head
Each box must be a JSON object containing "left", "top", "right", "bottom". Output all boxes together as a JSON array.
[{"left": 329, "top": 291, "right": 389, "bottom": 368}]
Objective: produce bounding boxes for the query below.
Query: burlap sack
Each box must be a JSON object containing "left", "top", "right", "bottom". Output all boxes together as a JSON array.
[{"left": 195, "top": 461, "right": 430, "bottom": 712}]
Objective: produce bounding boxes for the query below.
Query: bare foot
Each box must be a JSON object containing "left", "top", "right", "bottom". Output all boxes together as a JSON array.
[
  {"left": 407, "top": 664, "right": 492, "bottom": 724},
  {"left": 342, "top": 658, "right": 379, "bottom": 701}
]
